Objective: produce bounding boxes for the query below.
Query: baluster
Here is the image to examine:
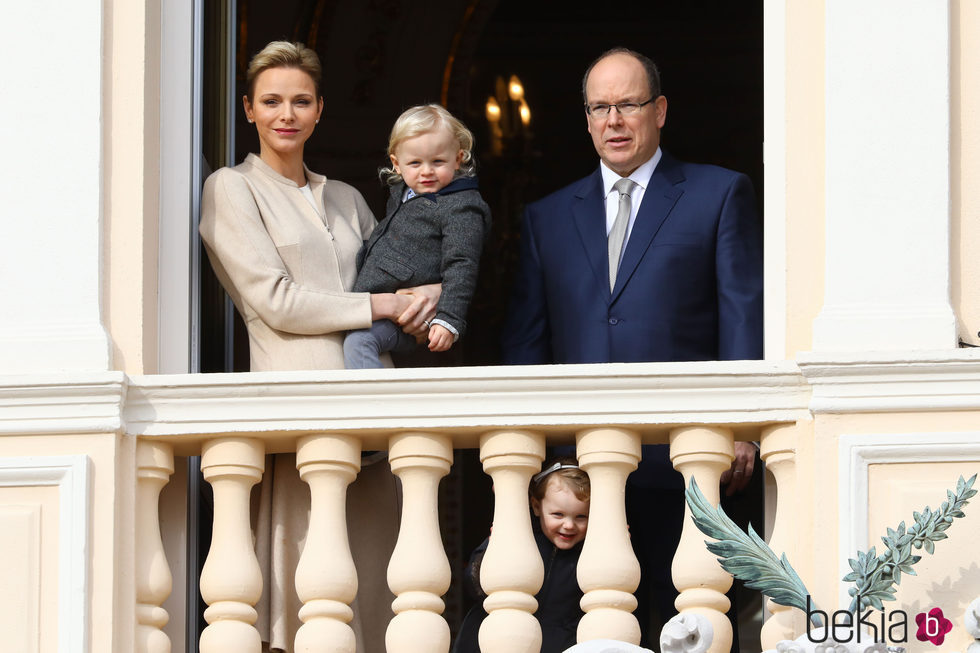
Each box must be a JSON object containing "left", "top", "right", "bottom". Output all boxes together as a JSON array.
[
  {"left": 478, "top": 430, "right": 546, "bottom": 653},
  {"left": 575, "top": 427, "right": 642, "bottom": 644},
  {"left": 199, "top": 437, "right": 265, "bottom": 653},
  {"left": 669, "top": 426, "right": 735, "bottom": 653},
  {"left": 759, "top": 423, "right": 802, "bottom": 648},
  {"left": 294, "top": 434, "right": 361, "bottom": 653},
  {"left": 386, "top": 432, "right": 453, "bottom": 653},
  {"left": 136, "top": 441, "right": 175, "bottom": 653}
]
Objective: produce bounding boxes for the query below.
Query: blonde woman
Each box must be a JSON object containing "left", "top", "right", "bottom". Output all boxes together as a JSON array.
[{"left": 200, "top": 41, "right": 438, "bottom": 652}]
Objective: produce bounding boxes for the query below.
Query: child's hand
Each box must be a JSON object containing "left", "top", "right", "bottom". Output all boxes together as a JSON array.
[{"left": 427, "top": 324, "right": 454, "bottom": 352}]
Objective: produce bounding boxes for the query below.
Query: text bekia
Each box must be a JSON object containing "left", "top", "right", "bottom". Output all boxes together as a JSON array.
[{"left": 806, "top": 595, "right": 908, "bottom": 644}]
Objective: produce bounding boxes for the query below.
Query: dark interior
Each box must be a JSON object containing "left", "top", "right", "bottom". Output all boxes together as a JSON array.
[{"left": 195, "top": 0, "right": 764, "bottom": 648}]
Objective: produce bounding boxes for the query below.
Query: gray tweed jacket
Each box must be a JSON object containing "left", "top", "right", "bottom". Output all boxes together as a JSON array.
[{"left": 353, "top": 176, "right": 492, "bottom": 337}]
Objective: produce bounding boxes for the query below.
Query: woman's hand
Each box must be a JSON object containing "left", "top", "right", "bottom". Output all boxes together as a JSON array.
[
  {"left": 395, "top": 283, "right": 442, "bottom": 337},
  {"left": 369, "top": 293, "right": 414, "bottom": 322}
]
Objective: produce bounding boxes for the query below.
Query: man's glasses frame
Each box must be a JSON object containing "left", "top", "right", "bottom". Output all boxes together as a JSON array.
[{"left": 585, "top": 97, "right": 656, "bottom": 119}]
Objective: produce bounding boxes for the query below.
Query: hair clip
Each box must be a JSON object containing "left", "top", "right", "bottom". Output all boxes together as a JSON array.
[{"left": 532, "top": 461, "right": 579, "bottom": 484}]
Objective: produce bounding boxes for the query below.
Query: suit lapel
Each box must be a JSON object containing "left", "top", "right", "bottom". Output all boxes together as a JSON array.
[
  {"left": 611, "top": 153, "right": 685, "bottom": 300},
  {"left": 570, "top": 170, "right": 611, "bottom": 295}
]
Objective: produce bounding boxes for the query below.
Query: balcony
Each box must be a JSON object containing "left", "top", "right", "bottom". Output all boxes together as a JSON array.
[
  {"left": 0, "top": 360, "right": 818, "bottom": 652},
  {"left": 121, "top": 360, "right": 811, "bottom": 653}
]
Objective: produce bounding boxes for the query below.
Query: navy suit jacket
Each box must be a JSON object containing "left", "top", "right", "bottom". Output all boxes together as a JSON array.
[
  {"left": 502, "top": 151, "right": 763, "bottom": 365},
  {"left": 502, "top": 152, "right": 763, "bottom": 489}
]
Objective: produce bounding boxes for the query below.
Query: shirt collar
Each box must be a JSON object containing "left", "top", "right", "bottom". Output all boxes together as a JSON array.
[{"left": 599, "top": 147, "right": 662, "bottom": 197}]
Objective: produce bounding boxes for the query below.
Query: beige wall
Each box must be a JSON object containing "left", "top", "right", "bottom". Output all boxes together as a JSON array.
[
  {"left": 0, "top": 433, "right": 136, "bottom": 653},
  {"left": 800, "top": 411, "right": 980, "bottom": 651},
  {"left": 868, "top": 460, "right": 978, "bottom": 653},
  {"left": 104, "top": 0, "right": 163, "bottom": 375},
  {"left": 0, "top": 485, "right": 59, "bottom": 652},
  {"left": 783, "top": 1, "right": 980, "bottom": 355},
  {"left": 782, "top": 0, "right": 825, "bottom": 358},
  {"left": 952, "top": 0, "right": 980, "bottom": 347}
]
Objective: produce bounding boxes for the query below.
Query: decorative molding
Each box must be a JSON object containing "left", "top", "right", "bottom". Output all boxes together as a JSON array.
[
  {"left": 837, "top": 432, "right": 980, "bottom": 611},
  {"left": 124, "top": 361, "right": 811, "bottom": 447},
  {"left": 799, "top": 350, "right": 980, "bottom": 413},
  {"left": 0, "top": 456, "right": 92, "bottom": 653},
  {"left": 0, "top": 373, "right": 126, "bottom": 436},
  {"left": 3, "top": 352, "right": 980, "bottom": 444}
]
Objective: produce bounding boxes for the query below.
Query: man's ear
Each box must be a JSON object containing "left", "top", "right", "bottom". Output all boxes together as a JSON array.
[{"left": 654, "top": 95, "right": 668, "bottom": 129}]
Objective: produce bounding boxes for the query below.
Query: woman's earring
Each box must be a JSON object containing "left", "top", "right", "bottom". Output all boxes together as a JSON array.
[{"left": 247, "top": 117, "right": 254, "bottom": 123}]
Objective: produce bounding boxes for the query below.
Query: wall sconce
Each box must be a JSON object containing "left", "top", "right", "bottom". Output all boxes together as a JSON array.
[
  {"left": 519, "top": 98, "right": 531, "bottom": 126},
  {"left": 486, "top": 74, "right": 531, "bottom": 156},
  {"left": 485, "top": 96, "right": 501, "bottom": 124},
  {"left": 508, "top": 75, "right": 524, "bottom": 101}
]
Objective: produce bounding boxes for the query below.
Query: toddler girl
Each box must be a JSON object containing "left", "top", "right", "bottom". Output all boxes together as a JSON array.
[{"left": 453, "top": 457, "right": 591, "bottom": 653}]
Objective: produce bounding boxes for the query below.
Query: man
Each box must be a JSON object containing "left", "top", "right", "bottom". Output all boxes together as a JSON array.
[{"left": 501, "top": 48, "right": 763, "bottom": 646}]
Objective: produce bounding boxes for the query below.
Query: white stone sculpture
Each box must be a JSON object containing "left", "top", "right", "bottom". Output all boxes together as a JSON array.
[
  {"left": 659, "top": 613, "right": 713, "bottom": 653},
  {"left": 763, "top": 628, "right": 889, "bottom": 653},
  {"left": 966, "top": 597, "right": 980, "bottom": 653},
  {"left": 562, "top": 639, "right": 653, "bottom": 653}
]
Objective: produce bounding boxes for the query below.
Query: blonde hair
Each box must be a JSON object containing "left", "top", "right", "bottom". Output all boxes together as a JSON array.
[
  {"left": 379, "top": 104, "right": 476, "bottom": 185},
  {"left": 530, "top": 456, "right": 590, "bottom": 503},
  {"left": 246, "top": 41, "right": 322, "bottom": 101}
]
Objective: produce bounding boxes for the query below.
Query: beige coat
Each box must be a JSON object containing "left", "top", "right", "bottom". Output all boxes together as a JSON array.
[
  {"left": 200, "top": 153, "right": 375, "bottom": 370},
  {"left": 201, "top": 153, "right": 400, "bottom": 653}
]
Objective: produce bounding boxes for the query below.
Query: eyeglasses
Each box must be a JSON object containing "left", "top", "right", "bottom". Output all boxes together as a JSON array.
[{"left": 585, "top": 98, "right": 655, "bottom": 119}]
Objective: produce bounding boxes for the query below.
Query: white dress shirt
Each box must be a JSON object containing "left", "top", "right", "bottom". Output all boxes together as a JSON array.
[{"left": 600, "top": 147, "right": 663, "bottom": 250}]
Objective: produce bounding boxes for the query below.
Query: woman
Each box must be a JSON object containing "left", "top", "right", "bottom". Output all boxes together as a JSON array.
[{"left": 200, "top": 41, "right": 436, "bottom": 653}]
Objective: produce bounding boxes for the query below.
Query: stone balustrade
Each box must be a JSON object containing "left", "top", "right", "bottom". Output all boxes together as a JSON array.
[{"left": 123, "top": 361, "right": 810, "bottom": 652}]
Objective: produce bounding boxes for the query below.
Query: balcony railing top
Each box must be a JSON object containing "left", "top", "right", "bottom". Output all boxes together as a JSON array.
[
  {"left": 8, "top": 350, "right": 980, "bottom": 449},
  {"left": 122, "top": 360, "right": 810, "bottom": 453}
]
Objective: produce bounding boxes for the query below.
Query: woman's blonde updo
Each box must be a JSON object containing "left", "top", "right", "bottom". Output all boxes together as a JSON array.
[{"left": 246, "top": 41, "right": 322, "bottom": 102}]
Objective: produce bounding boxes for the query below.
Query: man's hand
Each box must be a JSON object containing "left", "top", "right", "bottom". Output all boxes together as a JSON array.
[{"left": 720, "top": 441, "right": 757, "bottom": 496}]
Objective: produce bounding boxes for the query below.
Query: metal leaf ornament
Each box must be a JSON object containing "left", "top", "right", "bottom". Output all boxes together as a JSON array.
[
  {"left": 685, "top": 479, "right": 823, "bottom": 627},
  {"left": 843, "top": 474, "right": 976, "bottom": 613}
]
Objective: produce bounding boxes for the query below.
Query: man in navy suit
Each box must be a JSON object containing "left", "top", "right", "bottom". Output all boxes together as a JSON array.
[{"left": 502, "top": 48, "right": 763, "bottom": 647}]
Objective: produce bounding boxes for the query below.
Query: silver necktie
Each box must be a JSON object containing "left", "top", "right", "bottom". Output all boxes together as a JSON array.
[{"left": 608, "top": 178, "right": 637, "bottom": 291}]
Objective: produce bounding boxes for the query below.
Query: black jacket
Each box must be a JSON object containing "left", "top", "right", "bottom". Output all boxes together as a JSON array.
[{"left": 452, "top": 522, "right": 584, "bottom": 653}]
